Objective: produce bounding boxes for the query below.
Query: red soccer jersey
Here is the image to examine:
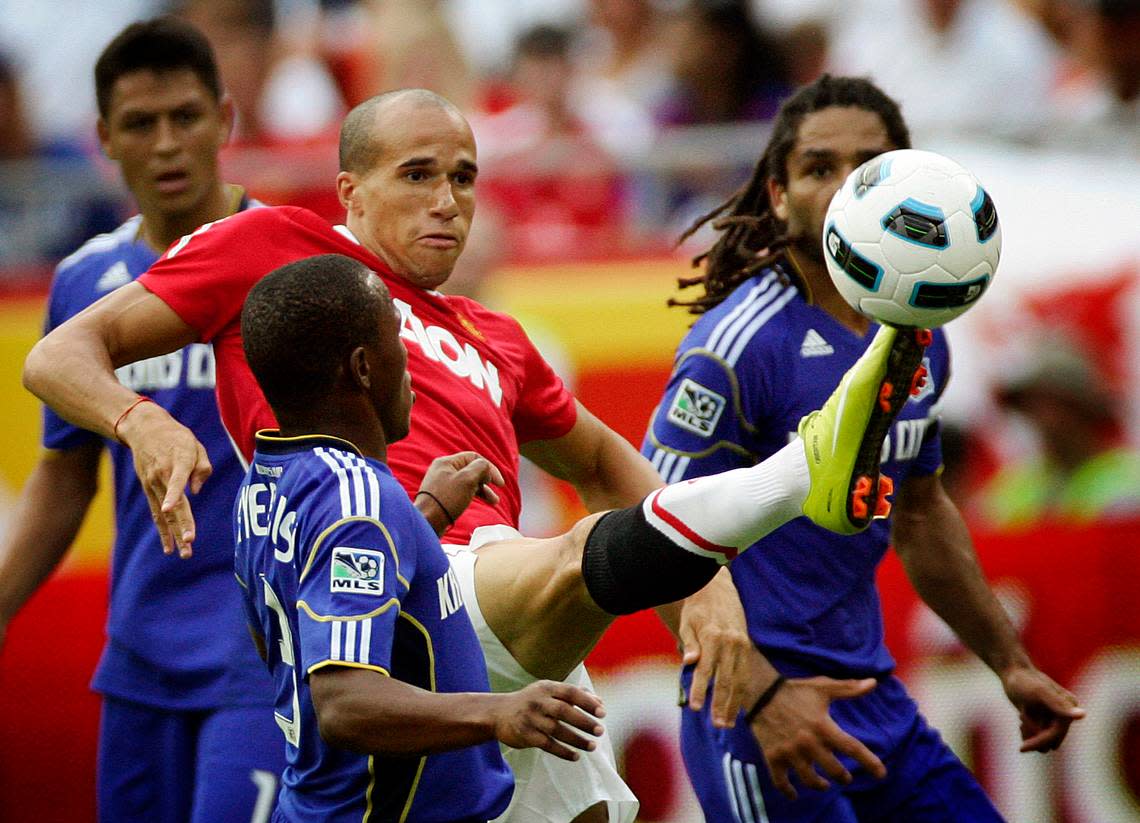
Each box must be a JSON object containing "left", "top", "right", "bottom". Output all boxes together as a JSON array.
[{"left": 138, "top": 205, "right": 577, "bottom": 542}]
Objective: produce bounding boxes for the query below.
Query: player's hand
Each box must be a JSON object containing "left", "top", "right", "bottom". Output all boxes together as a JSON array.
[
  {"left": 117, "top": 401, "right": 212, "bottom": 559},
  {"left": 416, "top": 452, "right": 505, "bottom": 535},
  {"left": 1000, "top": 664, "right": 1085, "bottom": 753},
  {"left": 750, "top": 676, "right": 886, "bottom": 800},
  {"left": 678, "top": 568, "right": 755, "bottom": 728},
  {"left": 493, "top": 680, "right": 606, "bottom": 761}
]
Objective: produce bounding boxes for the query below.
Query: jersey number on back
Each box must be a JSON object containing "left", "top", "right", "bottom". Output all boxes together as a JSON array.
[{"left": 263, "top": 576, "right": 301, "bottom": 748}]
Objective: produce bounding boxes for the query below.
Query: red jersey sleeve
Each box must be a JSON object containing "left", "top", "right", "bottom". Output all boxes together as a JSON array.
[{"left": 507, "top": 316, "right": 578, "bottom": 444}]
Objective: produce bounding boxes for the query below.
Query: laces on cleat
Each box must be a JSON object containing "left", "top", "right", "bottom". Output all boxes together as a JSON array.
[
  {"left": 915, "top": 329, "right": 933, "bottom": 346},
  {"left": 878, "top": 382, "right": 895, "bottom": 413},
  {"left": 874, "top": 475, "right": 894, "bottom": 518},
  {"left": 909, "top": 365, "right": 928, "bottom": 397},
  {"left": 850, "top": 475, "right": 874, "bottom": 521}
]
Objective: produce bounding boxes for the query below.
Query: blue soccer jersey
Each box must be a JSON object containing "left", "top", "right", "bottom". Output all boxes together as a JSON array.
[
  {"left": 643, "top": 266, "right": 950, "bottom": 677},
  {"left": 235, "top": 433, "right": 513, "bottom": 823},
  {"left": 42, "top": 208, "right": 271, "bottom": 710}
]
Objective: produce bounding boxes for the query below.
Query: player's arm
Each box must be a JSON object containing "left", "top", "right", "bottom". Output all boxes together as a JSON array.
[
  {"left": 520, "top": 401, "right": 662, "bottom": 512},
  {"left": 310, "top": 665, "right": 605, "bottom": 760},
  {"left": 23, "top": 282, "right": 210, "bottom": 558},
  {"left": 0, "top": 444, "right": 101, "bottom": 645},
  {"left": 892, "top": 472, "right": 1085, "bottom": 752}
]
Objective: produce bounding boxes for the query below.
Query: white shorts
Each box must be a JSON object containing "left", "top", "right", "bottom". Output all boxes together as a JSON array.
[{"left": 445, "top": 527, "right": 638, "bottom": 823}]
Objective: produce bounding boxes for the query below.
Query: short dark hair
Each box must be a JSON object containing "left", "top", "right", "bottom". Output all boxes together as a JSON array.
[
  {"left": 242, "top": 255, "right": 390, "bottom": 414},
  {"left": 94, "top": 17, "right": 221, "bottom": 119},
  {"left": 515, "top": 24, "right": 572, "bottom": 60},
  {"left": 674, "top": 75, "right": 911, "bottom": 314},
  {"left": 338, "top": 88, "right": 459, "bottom": 173}
]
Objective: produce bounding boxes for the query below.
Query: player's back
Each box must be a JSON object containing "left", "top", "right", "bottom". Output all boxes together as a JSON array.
[{"left": 234, "top": 432, "right": 513, "bottom": 823}]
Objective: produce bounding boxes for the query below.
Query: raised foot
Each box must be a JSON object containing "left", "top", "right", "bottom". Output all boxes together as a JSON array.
[{"left": 799, "top": 326, "right": 930, "bottom": 535}]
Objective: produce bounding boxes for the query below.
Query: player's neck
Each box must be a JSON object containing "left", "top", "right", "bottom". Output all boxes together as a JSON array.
[
  {"left": 786, "top": 247, "right": 871, "bottom": 336},
  {"left": 277, "top": 405, "right": 388, "bottom": 463},
  {"left": 138, "top": 182, "right": 238, "bottom": 253}
]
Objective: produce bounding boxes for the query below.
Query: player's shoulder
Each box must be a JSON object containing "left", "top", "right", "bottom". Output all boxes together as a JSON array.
[
  {"left": 680, "top": 267, "right": 803, "bottom": 362},
  {"left": 926, "top": 325, "right": 952, "bottom": 370},
  {"left": 54, "top": 215, "right": 145, "bottom": 284},
  {"left": 273, "top": 439, "right": 409, "bottom": 521},
  {"left": 205, "top": 203, "right": 318, "bottom": 237}
]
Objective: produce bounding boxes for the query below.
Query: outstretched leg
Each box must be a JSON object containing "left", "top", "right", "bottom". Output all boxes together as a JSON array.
[{"left": 473, "top": 326, "right": 931, "bottom": 679}]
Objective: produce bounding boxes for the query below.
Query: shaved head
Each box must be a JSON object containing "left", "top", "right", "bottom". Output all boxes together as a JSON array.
[{"left": 338, "top": 88, "right": 464, "bottom": 173}]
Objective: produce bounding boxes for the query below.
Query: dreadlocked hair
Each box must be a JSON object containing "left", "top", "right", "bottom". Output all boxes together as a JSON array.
[{"left": 671, "top": 75, "right": 911, "bottom": 315}]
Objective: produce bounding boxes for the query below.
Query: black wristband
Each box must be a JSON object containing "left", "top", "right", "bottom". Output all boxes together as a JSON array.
[
  {"left": 415, "top": 490, "right": 456, "bottom": 526},
  {"left": 744, "top": 674, "right": 787, "bottom": 724}
]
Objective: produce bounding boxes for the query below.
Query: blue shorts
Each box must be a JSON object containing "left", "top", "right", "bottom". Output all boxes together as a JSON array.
[
  {"left": 98, "top": 696, "right": 286, "bottom": 823},
  {"left": 680, "top": 669, "right": 1005, "bottom": 822}
]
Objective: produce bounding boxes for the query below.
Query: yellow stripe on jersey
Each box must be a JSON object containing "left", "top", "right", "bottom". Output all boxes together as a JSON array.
[
  {"left": 674, "top": 347, "right": 760, "bottom": 436},
  {"left": 359, "top": 612, "right": 438, "bottom": 823},
  {"left": 299, "top": 515, "right": 410, "bottom": 591},
  {"left": 398, "top": 757, "right": 429, "bottom": 823},
  {"left": 298, "top": 598, "right": 400, "bottom": 622},
  {"left": 306, "top": 660, "right": 390, "bottom": 677}
]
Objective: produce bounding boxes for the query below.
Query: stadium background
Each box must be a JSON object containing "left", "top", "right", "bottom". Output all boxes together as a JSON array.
[{"left": 1, "top": 1, "right": 1139, "bottom": 821}]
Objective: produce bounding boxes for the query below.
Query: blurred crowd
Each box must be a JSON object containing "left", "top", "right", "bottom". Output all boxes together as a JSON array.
[
  {"left": 1, "top": 0, "right": 1139, "bottom": 532},
  {"left": 2, "top": 0, "right": 1138, "bottom": 266}
]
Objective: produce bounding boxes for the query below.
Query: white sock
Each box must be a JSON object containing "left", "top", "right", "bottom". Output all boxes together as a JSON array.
[{"left": 641, "top": 440, "right": 809, "bottom": 562}]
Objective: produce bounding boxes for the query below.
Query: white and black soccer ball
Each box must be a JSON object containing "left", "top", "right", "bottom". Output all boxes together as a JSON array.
[
  {"left": 353, "top": 555, "right": 379, "bottom": 578},
  {"left": 822, "top": 149, "right": 1001, "bottom": 328}
]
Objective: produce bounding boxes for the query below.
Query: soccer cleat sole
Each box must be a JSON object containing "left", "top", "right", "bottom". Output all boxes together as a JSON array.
[{"left": 845, "top": 327, "right": 931, "bottom": 528}]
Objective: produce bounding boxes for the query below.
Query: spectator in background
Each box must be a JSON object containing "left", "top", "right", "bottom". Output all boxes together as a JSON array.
[
  {"left": 0, "top": 0, "right": 157, "bottom": 144},
  {"left": 0, "top": 53, "right": 121, "bottom": 265},
  {"left": 175, "top": 0, "right": 343, "bottom": 146},
  {"left": 1047, "top": 0, "right": 1140, "bottom": 153},
  {"left": 827, "top": 0, "right": 1059, "bottom": 141},
  {"left": 360, "top": 0, "right": 477, "bottom": 110},
  {"left": 978, "top": 339, "right": 1140, "bottom": 528},
  {"left": 655, "top": 0, "right": 792, "bottom": 127},
  {"left": 649, "top": 0, "right": 794, "bottom": 246},
  {"left": 570, "top": 0, "right": 668, "bottom": 159},
  {"left": 473, "top": 24, "right": 629, "bottom": 261}
]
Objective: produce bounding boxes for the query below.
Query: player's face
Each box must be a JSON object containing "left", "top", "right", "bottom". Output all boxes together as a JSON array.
[
  {"left": 338, "top": 103, "right": 477, "bottom": 291},
  {"left": 98, "top": 68, "right": 232, "bottom": 225},
  {"left": 370, "top": 302, "right": 415, "bottom": 444},
  {"left": 770, "top": 107, "right": 896, "bottom": 264}
]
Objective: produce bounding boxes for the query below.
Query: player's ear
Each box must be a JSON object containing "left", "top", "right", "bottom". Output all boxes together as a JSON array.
[
  {"left": 349, "top": 346, "right": 370, "bottom": 391},
  {"left": 218, "top": 92, "right": 236, "bottom": 145},
  {"left": 768, "top": 176, "right": 788, "bottom": 221},
  {"left": 97, "top": 118, "right": 116, "bottom": 161},
  {"left": 336, "top": 172, "right": 359, "bottom": 214}
]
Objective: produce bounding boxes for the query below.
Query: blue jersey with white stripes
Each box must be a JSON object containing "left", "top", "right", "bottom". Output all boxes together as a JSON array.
[
  {"left": 643, "top": 266, "right": 949, "bottom": 676},
  {"left": 235, "top": 433, "right": 513, "bottom": 823},
  {"left": 42, "top": 206, "right": 272, "bottom": 709}
]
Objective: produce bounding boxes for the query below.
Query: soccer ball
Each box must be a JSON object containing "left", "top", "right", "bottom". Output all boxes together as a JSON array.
[{"left": 822, "top": 149, "right": 1001, "bottom": 328}]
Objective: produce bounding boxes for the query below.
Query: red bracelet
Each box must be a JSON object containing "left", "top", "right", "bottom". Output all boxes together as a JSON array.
[{"left": 112, "top": 396, "right": 154, "bottom": 443}]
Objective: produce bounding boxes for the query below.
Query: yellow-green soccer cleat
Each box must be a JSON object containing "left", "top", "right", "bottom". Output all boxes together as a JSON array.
[{"left": 799, "top": 326, "right": 932, "bottom": 534}]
